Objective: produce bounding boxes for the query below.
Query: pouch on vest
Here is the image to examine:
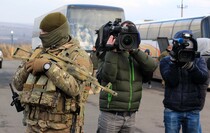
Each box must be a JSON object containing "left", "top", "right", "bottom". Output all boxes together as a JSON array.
[
  {"left": 39, "top": 80, "right": 60, "bottom": 108},
  {"left": 21, "top": 75, "right": 60, "bottom": 108},
  {"left": 65, "top": 97, "right": 78, "bottom": 113}
]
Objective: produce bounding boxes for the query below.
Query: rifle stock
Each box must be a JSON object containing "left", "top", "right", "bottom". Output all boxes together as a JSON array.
[
  {"left": 12, "top": 47, "right": 32, "bottom": 60},
  {"left": 68, "top": 65, "right": 117, "bottom": 96}
]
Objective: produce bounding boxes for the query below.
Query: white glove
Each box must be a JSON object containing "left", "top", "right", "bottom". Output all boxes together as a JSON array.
[{"left": 182, "top": 62, "right": 194, "bottom": 70}]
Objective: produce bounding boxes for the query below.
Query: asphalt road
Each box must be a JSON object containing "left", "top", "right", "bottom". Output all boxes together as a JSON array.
[{"left": 0, "top": 60, "right": 210, "bottom": 133}]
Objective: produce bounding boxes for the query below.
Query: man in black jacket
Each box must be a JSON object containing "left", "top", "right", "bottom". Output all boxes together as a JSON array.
[{"left": 160, "top": 30, "right": 209, "bottom": 133}]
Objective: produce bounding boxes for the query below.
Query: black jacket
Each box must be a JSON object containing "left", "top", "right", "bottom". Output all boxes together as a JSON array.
[{"left": 160, "top": 56, "right": 209, "bottom": 111}]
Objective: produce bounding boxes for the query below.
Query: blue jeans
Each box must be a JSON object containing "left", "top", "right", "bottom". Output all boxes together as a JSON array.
[{"left": 164, "top": 108, "right": 201, "bottom": 133}]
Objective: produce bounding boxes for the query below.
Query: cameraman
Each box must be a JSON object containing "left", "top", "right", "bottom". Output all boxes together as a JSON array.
[
  {"left": 96, "top": 21, "right": 157, "bottom": 133},
  {"left": 159, "top": 30, "right": 209, "bottom": 133}
]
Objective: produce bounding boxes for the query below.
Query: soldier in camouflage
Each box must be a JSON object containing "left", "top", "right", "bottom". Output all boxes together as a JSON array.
[{"left": 13, "top": 12, "right": 93, "bottom": 133}]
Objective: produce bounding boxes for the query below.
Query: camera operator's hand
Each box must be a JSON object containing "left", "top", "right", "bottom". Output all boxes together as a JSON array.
[
  {"left": 107, "top": 35, "right": 115, "bottom": 46},
  {"left": 169, "top": 48, "right": 178, "bottom": 62},
  {"left": 181, "top": 62, "right": 194, "bottom": 70},
  {"left": 106, "top": 35, "right": 117, "bottom": 52},
  {"left": 169, "top": 56, "right": 177, "bottom": 63},
  {"left": 129, "top": 49, "right": 139, "bottom": 55},
  {"left": 169, "top": 39, "right": 183, "bottom": 62}
]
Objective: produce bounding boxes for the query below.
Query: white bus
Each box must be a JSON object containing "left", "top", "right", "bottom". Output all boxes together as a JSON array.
[
  {"left": 32, "top": 4, "right": 125, "bottom": 50},
  {"left": 135, "top": 15, "right": 210, "bottom": 80}
]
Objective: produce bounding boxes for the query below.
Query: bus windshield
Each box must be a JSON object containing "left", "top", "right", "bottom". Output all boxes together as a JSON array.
[{"left": 32, "top": 5, "right": 125, "bottom": 50}]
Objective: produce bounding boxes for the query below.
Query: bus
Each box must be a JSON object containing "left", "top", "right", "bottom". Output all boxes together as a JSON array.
[
  {"left": 135, "top": 15, "right": 210, "bottom": 80},
  {"left": 32, "top": 4, "right": 125, "bottom": 50}
]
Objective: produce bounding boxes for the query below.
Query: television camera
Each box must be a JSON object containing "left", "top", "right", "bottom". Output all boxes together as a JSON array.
[
  {"left": 95, "top": 18, "right": 140, "bottom": 51},
  {"left": 170, "top": 33, "right": 200, "bottom": 62}
]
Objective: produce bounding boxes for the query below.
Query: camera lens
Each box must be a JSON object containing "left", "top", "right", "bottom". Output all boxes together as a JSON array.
[
  {"left": 122, "top": 35, "right": 133, "bottom": 45},
  {"left": 118, "top": 33, "right": 138, "bottom": 50}
]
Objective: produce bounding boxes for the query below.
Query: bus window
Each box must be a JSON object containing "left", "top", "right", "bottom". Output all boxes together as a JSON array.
[
  {"left": 172, "top": 19, "right": 192, "bottom": 37},
  {"left": 138, "top": 24, "right": 150, "bottom": 39},
  {"left": 190, "top": 18, "right": 202, "bottom": 38},
  {"left": 159, "top": 21, "right": 175, "bottom": 39},
  {"left": 32, "top": 5, "right": 125, "bottom": 50},
  {"left": 67, "top": 7, "right": 125, "bottom": 50},
  {"left": 147, "top": 23, "right": 161, "bottom": 40}
]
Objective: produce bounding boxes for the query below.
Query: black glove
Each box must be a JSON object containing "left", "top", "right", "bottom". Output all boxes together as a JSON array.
[
  {"left": 169, "top": 39, "right": 182, "bottom": 62},
  {"left": 169, "top": 47, "right": 178, "bottom": 62}
]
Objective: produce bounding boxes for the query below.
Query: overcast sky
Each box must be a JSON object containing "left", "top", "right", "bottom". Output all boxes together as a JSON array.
[{"left": 1, "top": 0, "right": 210, "bottom": 25}]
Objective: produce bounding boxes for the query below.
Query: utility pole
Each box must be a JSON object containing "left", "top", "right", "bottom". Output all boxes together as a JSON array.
[{"left": 177, "top": 0, "right": 188, "bottom": 17}]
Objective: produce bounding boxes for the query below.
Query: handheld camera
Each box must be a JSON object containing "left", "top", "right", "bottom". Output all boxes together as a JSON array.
[
  {"left": 95, "top": 18, "right": 140, "bottom": 51},
  {"left": 171, "top": 33, "right": 200, "bottom": 62}
]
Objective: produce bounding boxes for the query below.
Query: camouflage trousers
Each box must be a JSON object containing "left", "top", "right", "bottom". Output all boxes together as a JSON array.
[{"left": 25, "top": 124, "right": 84, "bottom": 133}]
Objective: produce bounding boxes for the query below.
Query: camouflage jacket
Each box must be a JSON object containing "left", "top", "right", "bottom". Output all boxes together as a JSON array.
[{"left": 13, "top": 38, "right": 93, "bottom": 131}]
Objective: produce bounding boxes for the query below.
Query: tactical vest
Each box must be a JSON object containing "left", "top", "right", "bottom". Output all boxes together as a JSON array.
[{"left": 19, "top": 40, "right": 92, "bottom": 131}]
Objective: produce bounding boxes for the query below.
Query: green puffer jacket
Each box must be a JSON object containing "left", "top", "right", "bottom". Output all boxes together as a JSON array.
[{"left": 98, "top": 50, "right": 157, "bottom": 111}]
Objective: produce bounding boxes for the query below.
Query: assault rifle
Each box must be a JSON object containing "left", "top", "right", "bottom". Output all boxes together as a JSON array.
[
  {"left": 9, "top": 83, "right": 24, "bottom": 112},
  {"left": 13, "top": 48, "right": 118, "bottom": 96}
]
